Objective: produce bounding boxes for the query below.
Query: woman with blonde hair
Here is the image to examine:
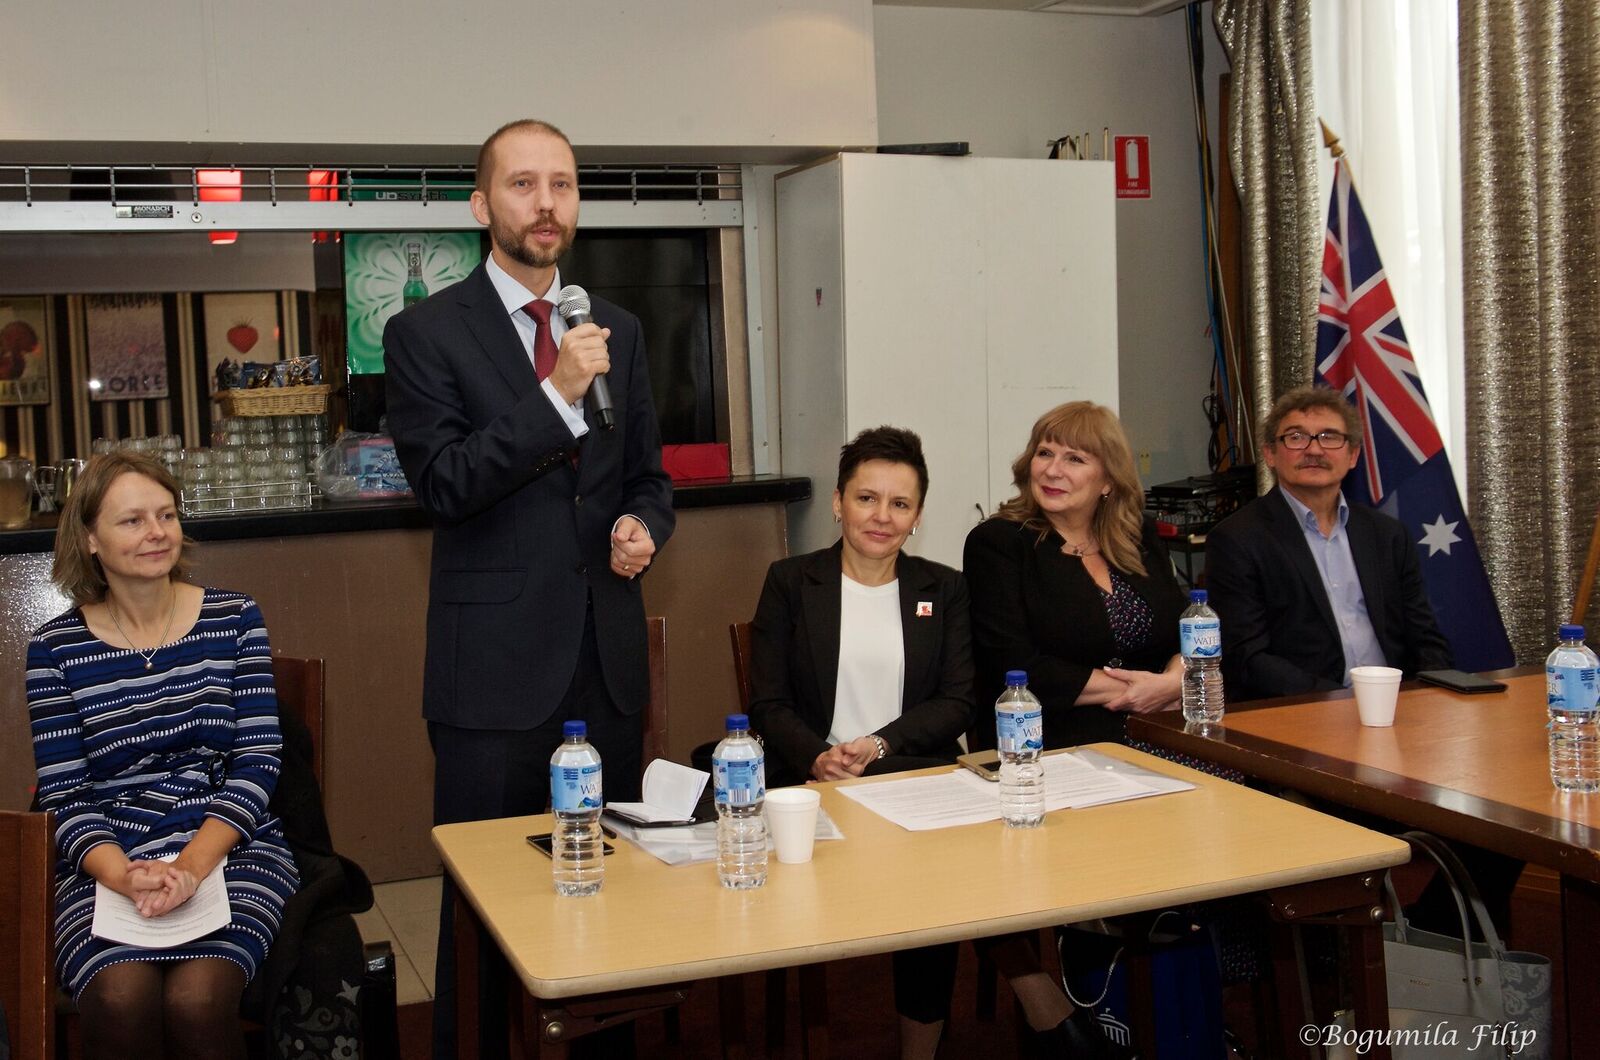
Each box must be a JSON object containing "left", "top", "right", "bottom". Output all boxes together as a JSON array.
[
  {"left": 964, "top": 400, "right": 1187, "bottom": 750},
  {"left": 25, "top": 451, "right": 298, "bottom": 1060}
]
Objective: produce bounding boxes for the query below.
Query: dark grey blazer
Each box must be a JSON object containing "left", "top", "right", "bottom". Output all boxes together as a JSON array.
[
  {"left": 748, "top": 543, "right": 975, "bottom": 786},
  {"left": 384, "top": 262, "right": 675, "bottom": 729},
  {"left": 1204, "top": 489, "right": 1452, "bottom": 701}
]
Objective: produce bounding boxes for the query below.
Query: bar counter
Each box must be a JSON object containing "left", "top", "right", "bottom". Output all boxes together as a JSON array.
[
  {"left": 0, "top": 474, "right": 809, "bottom": 881},
  {"left": 0, "top": 474, "right": 812, "bottom": 554}
]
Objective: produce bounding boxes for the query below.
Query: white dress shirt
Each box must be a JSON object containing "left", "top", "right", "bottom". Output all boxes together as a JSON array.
[
  {"left": 483, "top": 254, "right": 587, "bottom": 440},
  {"left": 828, "top": 575, "right": 905, "bottom": 745}
]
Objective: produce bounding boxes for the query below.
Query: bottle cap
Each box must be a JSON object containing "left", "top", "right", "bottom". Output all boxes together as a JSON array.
[
  {"left": 562, "top": 720, "right": 587, "bottom": 738},
  {"left": 1004, "top": 669, "right": 1028, "bottom": 687},
  {"left": 1189, "top": 589, "right": 1208, "bottom": 604},
  {"left": 726, "top": 713, "right": 750, "bottom": 731},
  {"left": 1560, "top": 624, "right": 1585, "bottom": 641}
]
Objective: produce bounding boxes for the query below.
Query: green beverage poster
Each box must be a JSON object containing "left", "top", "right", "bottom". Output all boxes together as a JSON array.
[{"left": 344, "top": 232, "right": 481, "bottom": 373}]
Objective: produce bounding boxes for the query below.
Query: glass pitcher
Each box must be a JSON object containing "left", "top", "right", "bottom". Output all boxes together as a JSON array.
[{"left": 0, "top": 456, "right": 34, "bottom": 529}]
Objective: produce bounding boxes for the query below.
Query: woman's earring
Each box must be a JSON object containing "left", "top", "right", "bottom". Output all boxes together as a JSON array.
[
  {"left": 833, "top": 512, "right": 841, "bottom": 523},
  {"left": 911, "top": 525, "right": 919, "bottom": 536}
]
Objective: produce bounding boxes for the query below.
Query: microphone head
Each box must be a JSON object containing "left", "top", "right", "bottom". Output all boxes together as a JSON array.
[{"left": 556, "top": 285, "right": 591, "bottom": 320}]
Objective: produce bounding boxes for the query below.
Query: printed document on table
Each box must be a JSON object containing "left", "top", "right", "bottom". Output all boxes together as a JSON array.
[
  {"left": 839, "top": 752, "right": 1193, "bottom": 830},
  {"left": 612, "top": 809, "right": 845, "bottom": 866},
  {"left": 91, "top": 859, "right": 231, "bottom": 948}
]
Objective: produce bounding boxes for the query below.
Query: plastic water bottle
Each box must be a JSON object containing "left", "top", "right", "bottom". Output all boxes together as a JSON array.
[
  {"left": 714, "top": 713, "right": 767, "bottom": 889},
  {"left": 549, "top": 720, "right": 604, "bottom": 896},
  {"left": 995, "top": 670, "right": 1045, "bottom": 828},
  {"left": 1546, "top": 624, "right": 1600, "bottom": 792},
  {"left": 1180, "top": 589, "right": 1225, "bottom": 725}
]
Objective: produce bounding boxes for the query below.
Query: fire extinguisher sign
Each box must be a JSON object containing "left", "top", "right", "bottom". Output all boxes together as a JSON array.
[{"left": 1113, "top": 135, "right": 1151, "bottom": 200}]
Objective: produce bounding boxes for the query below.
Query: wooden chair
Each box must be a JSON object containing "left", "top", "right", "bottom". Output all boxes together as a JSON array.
[
  {"left": 270, "top": 653, "right": 325, "bottom": 787},
  {"left": 0, "top": 809, "right": 55, "bottom": 1060},
  {"left": 729, "top": 622, "right": 831, "bottom": 1057}
]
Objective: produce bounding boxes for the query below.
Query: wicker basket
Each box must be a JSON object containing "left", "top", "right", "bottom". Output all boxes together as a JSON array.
[{"left": 212, "top": 384, "right": 332, "bottom": 418}]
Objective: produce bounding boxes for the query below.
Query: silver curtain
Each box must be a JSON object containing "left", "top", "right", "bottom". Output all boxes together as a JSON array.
[
  {"left": 1461, "top": 0, "right": 1600, "bottom": 660},
  {"left": 1213, "top": 0, "right": 1321, "bottom": 489}
]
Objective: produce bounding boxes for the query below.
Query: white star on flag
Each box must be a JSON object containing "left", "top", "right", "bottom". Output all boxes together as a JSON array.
[{"left": 1418, "top": 515, "right": 1461, "bottom": 557}]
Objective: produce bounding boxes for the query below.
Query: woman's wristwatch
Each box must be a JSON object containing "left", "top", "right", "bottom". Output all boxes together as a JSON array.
[{"left": 869, "top": 734, "right": 889, "bottom": 760}]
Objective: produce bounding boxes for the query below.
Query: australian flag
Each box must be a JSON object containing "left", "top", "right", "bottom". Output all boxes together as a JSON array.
[{"left": 1314, "top": 158, "right": 1515, "bottom": 669}]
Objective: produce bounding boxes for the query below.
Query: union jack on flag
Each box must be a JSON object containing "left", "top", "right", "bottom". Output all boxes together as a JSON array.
[{"left": 1314, "top": 158, "right": 1514, "bottom": 669}]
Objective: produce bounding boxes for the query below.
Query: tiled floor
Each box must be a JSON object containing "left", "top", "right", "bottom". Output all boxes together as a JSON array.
[{"left": 354, "top": 875, "right": 443, "bottom": 1006}]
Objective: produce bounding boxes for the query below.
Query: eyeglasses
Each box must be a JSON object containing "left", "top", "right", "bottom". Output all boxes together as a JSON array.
[{"left": 1276, "top": 429, "right": 1350, "bottom": 451}]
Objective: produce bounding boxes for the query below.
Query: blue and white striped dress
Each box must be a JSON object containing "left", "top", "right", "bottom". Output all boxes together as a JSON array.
[{"left": 25, "top": 588, "right": 300, "bottom": 999}]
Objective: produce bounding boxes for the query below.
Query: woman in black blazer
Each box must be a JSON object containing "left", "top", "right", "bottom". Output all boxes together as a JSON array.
[
  {"left": 748, "top": 427, "right": 973, "bottom": 1057},
  {"left": 965, "top": 401, "right": 1187, "bottom": 751}
]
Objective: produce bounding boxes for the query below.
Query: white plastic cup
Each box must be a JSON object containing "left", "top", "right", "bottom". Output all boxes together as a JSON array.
[
  {"left": 1349, "top": 666, "right": 1403, "bottom": 726},
  {"left": 765, "top": 787, "right": 822, "bottom": 864}
]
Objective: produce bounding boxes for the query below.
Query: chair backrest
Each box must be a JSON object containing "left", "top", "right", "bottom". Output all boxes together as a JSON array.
[
  {"left": 644, "top": 617, "right": 668, "bottom": 770},
  {"left": 730, "top": 622, "right": 753, "bottom": 711},
  {"left": 0, "top": 809, "right": 56, "bottom": 1060},
  {"left": 271, "top": 655, "right": 326, "bottom": 788}
]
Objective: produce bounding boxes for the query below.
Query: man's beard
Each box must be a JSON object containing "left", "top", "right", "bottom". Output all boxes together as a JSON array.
[{"left": 490, "top": 212, "right": 573, "bottom": 269}]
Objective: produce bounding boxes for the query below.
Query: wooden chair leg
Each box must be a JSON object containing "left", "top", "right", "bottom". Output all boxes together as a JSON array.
[
  {"left": 974, "top": 949, "right": 998, "bottom": 1021},
  {"left": 764, "top": 968, "right": 788, "bottom": 1054},
  {"left": 798, "top": 964, "right": 829, "bottom": 1059}
]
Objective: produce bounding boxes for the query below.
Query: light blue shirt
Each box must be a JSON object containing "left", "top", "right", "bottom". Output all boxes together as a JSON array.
[
  {"left": 484, "top": 254, "right": 588, "bottom": 440},
  {"left": 1278, "top": 486, "right": 1387, "bottom": 685}
]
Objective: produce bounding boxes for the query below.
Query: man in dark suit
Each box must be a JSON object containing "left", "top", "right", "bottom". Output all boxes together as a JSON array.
[
  {"left": 383, "top": 118, "right": 674, "bottom": 1057},
  {"left": 1205, "top": 386, "right": 1451, "bottom": 701}
]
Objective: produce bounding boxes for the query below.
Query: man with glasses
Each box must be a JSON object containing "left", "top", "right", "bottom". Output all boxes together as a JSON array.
[{"left": 1204, "top": 386, "right": 1451, "bottom": 700}]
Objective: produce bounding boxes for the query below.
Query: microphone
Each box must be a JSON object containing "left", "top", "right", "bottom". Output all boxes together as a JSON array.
[{"left": 555, "top": 285, "right": 615, "bottom": 431}]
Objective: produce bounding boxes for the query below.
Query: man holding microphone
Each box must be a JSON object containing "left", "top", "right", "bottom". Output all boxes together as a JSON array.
[{"left": 384, "top": 118, "right": 674, "bottom": 1057}]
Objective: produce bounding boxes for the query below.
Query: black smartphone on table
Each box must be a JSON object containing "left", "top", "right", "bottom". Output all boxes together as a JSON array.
[
  {"left": 526, "top": 833, "right": 616, "bottom": 857},
  {"left": 1417, "top": 669, "right": 1508, "bottom": 694}
]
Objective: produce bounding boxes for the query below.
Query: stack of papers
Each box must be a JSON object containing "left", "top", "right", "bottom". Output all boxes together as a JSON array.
[
  {"left": 609, "top": 809, "right": 845, "bottom": 866},
  {"left": 836, "top": 750, "right": 1194, "bottom": 831},
  {"left": 91, "top": 859, "right": 231, "bottom": 947}
]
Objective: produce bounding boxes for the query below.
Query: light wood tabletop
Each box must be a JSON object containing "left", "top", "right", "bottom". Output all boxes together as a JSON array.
[{"left": 433, "top": 742, "right": 1408, "bottom": 1001}]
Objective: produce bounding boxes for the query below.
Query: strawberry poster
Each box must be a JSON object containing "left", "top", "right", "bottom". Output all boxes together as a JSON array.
[
  {"left": 85, "top": 293, "right": 168, "bottom": 401},
  {"left": 0, "top": 297, "right": 51, "bottom": 406},
  {"left": 344, "top": 232, "right": 481, "bottom": 373},
  {"left": 202, "top": 292, "right": 281, "bottom": 387}
]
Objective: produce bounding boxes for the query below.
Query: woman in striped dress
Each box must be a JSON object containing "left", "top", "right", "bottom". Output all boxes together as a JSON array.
[{"left": 24, "top": 451, "right": 298, "bottom": 1060}]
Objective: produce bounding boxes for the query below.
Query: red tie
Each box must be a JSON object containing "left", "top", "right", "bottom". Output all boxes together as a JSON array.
[{"left": 523, "top": 300, "right": 558, "bottom": 381}]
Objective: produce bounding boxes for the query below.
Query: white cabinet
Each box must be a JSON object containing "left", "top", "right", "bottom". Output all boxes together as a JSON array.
[{"left": 775, "top": 153, "right": 1119, "bottom": 567}]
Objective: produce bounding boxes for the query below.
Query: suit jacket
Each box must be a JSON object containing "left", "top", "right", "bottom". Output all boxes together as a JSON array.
[
  {"left": 1203, "top": 489, "right": 1452, "bottom": 701},
  {"left": 747, "top": 543, "right": 975, "bottom": 786},
  {"left": 963, "top": 516, "right": 1187, "bottom": 751},
  {"left": 384, "top": 262, "right": 675, "bottom": 729}
]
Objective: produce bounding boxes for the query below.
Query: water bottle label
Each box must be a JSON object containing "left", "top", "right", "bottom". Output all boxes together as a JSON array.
[
  {"left": 1180, "top": 618, "right": 1221, "bottom": 659},
  {"left": 714, "top": 756, "right": 766, "bottom": 806},
  {"left": 1547, "top": 664, "right": 1599, "bottom": 713},
  {"left": 996, "top": 708, "right": 1043, "bottom": 752},
  {"left": 551, "top": 762, "right": 602, "bottom": 811}
]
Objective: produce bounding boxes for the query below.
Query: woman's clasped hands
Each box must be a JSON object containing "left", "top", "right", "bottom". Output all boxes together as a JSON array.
[
  {"left": 121, "top": 859, "right": 200, "bottom": 918},
  {"left": 1100, "top": 665, "right": 1183, "bottom": 715},
  {"left": 810, "top": 736, "right": 881, "bottom": 781}
]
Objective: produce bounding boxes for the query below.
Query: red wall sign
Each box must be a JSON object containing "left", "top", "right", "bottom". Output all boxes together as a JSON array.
[{"left": 1114, "top": 135, "right": 1151, "bottom": 200}]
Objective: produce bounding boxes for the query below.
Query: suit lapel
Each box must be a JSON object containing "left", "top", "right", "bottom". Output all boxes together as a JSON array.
[
  {"left": 1345, "top": 506, "right": 1387, "bottom": 642},
  {"left": 1264, "top": 490, "right": 1340, "bottom": 640},
  {"left": 458, "top": 264, "right": 539, "bottom": 398},
  {"left": 897, "top": 556, "right": 939, "bottom": 712},
  {"left": 802, "top": 547, "right": 844, "bottom": 717}
]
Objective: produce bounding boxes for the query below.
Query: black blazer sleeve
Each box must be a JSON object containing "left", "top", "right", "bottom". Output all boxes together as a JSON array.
[
  {"left": 964, "top": 519, "right": 1098, "bottom": 709},
  {"left": 1387, "top": 517, "right": 1455, "bottom": 674},
  {"left": 383, "top": 307, "right": 581, "bottom": 526},
  {"left": 747, "top": 561, "right": 831, "bottom": 781},
  {"left": 1204, "top": 515, "right": 1340, "bottom": 699},
  {"left": 877, "top": 566, "right": 975, "bottom": 758}
]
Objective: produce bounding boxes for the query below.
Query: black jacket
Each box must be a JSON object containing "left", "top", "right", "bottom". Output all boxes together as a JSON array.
[
  {"left": 963, "top": 516, "right": 1187, "bottom": 750},
  {"left": 1203, "top": 489, "right": 1453, "bottom": 701},
  {"left": 748, "top": 543, "right": 975, "bottom": 786},
  {"left": 384, "top": 263, "right": 675, "bottom": 728}
]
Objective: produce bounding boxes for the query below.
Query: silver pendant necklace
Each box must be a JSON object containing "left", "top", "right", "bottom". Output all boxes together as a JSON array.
[{"left": 106, "top": 587, "right": 178, "bottom": 671}]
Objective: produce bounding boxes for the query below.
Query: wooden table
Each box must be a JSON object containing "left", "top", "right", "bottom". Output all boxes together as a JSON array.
[
  {"left": 1128, "top": 673, "right": 1600, "bottom": 1056},
  {"left": 434, "top": 743, "right": 1410, "bottom": 1058}
]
